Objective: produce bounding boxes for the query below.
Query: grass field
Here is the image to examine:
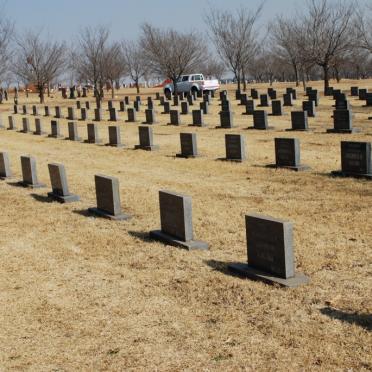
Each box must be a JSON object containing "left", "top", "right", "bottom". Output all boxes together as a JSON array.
[{"left": 0, "top": 79, "right": 371, "bottom": 371}]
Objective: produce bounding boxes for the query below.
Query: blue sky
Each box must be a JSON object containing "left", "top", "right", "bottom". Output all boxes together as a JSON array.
[{"left": 4, "top": 0, "right": 300, "bottom": 41}]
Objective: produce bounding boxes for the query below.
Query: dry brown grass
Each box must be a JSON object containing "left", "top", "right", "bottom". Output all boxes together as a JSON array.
[{"left": 0, "top": 79, "right": 371, "bottom": 371}]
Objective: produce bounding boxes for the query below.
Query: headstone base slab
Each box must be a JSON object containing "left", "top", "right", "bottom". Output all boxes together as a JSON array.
[
  {"left": 326, "top": 129, "right": 360, "bottom": 134},
  {"left": 247, "top": 126, "right": 275, "bottom": 130},
  {"left": 228, "top": 263, "right": 309, "bottom": 288},
  {"left": 149, "top": 230, "right": 209, "bottom": 251},
  {"left": 331, "top": 171, "right": 372, "bottom": 180},
  {"left": 88, "top": 207, "right": 132, "bottom": 220},
  {"left": 48, "top": 192, "right": 80, "bottom": 203}
]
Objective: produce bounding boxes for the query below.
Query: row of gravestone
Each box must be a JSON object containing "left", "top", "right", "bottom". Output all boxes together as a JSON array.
[
  {"left": 0, "top": 151, "right": 308, "bottom": 288},
  {"left": 3, "top": 117, "right": 372, "bottom": 178}
]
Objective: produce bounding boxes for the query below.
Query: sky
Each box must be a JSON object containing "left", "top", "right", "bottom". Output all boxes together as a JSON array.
[{"left": 4, "top": 0, "right": 300, "bottom": 41}]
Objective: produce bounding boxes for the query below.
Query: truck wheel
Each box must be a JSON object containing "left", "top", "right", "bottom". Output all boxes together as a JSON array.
[{"left": 191, "top": 86, "right": 198, "bottom": 94}]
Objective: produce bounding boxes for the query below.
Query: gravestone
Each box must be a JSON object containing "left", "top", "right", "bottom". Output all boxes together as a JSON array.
[
  {"left": 126, "top": 108, "right": 137, "bottom": 122},
  {"left": 173, "top": 95, "right": 179, "bottom": 106},
  {"left": 82, "top": 87, "right": 87, "bottom": 97},
  {"left": 327, "top": 109, "right": 358, "bottom": 133},
  {"left": 243, "top": 100, "right": 255, "bottom": 115},
  {"left": 0, "top": 117, "right": 4, "bottom": 129},
  {"left": 192, "top": 110, "right": 205, "bottom": 127},
  {"left": 22, "top": 105, "right": 28, "bottom": 115},
  {"left": 258, "top": 94, "right": 269, "bottom": 107},
  {"left": 34, "top": 118, "right": 46, "bottom": 135},
  {"left": 94, "top": 108, "right": 102, "bottom": 121},
  {"left": 21, "top": 118, "right": 31, "bottom": 133},
  {"left": 308, "top": 90, "right": 319, "bottom": 106},
  {"left": 67, "top": 107, "right": 76, "bottom": 120},
  {"left": 221, "top": 100, "right": 231, "bottom": 112},
  {"left": 332, "top": 89, "right": 342, "bottom": 100},
  {"left": 108, "top": 100, "right": 113, "bottom": 111},
  {"left": 162, "top": 102, "right": 170, "bottom": 114},
  {"left": 302, "top": 101, "right": 316, "bottom": 117},
  {"left": 156, "top": 92, "right": 160, "bottom": 100},
  {"left": 223, "top": 134, "right": 246, "bottom": 162},
  {"left": 239, "top": 94, "right": 248, "bottom": 106},
  {"left": 44, "top": 106, "right": 50, "bottom": 117},
  {"left": 305, "top": 87, "right": 313, "bottom": 95},
  {"left": 332, "top": 141, "right": 372, "bottom": 179},
  {"left": 88, "top": 174, "right": 131, "bottom": 220},
  {"left": 203, "top": 94, "right": 211, "bottom": 104},
  {"left": 149, "top": 190, "right": 208, "bottom": 250},
  {"left": 119, "top": 101, "right": 126, "bottom": 112},
  {"left": 47, "top": 163, "right": 80, "bottom": 203},
  {"left": 61, "top": 88, "right": 67, "bottom": 99},
  {"left": 268, "top": 138, "right": 310, "bottom": 171},
  {"left": 228, "top": 214, "right": 309, "bottom": 287},
  {"left": 32, "top": 105, "right": 39, "bottom": 116},
  {"left": 181, "top": 101, "right": 189, "bottom": 115},
  {"left": 365, "top": 93, "right": 372, "bottom": 107},
  {"left": 13, "top": 105, "right": 18, "bottom": 114},
  {"left": 159, "top": 96, "right": 165, "bottom": 106},
  {"left": 217, "top": 111, "right": 234, "bottom": 128},
  {"left": 219, "top": 90, "right": 227, "bottom": 101},
  {"left": 144, "top": 109, "right": 157, "bottom": 124},
  {"left": 169, "top": 110, "right": 181, "bottom": 126},
  {"left": 288, "top": 111, "right": 309, "bottom": 131},
  {"left": 76, "top": 101, "right": 81, "bottom": 109},
  {"left": 136, "top": 96, "right": 142, "bottom": 105},
  {"left": 286, "top": 87, "right": 297, "bottom": 99},
  {"left": 325, "top": 87, "right": 334, "bottom": 96},
  {"left": 134, "top": 126, "right": 159, "bottom": 151},
  {"left": 18, "top": 156, "right": 45, "bottom": 188},
  {"left": 0, "top": 152, "right": 11, "bottom": 179},
  {"left": 80, "top": 108, "right": 89, "bottom": 121},
  {"left": 176, "top": 133, "right": 199, "bottom": 158},
  {"left": 134, "top": 100, "right": 140, "bottom": 112},
  {"left": 235, "top": 89, "right": 242, "bottom": 100},
  {"left": 85, "top": 101, "right": 90, "bottom": 110},
  {"left": 147, "top": 97, "right": 154, "bottom": 110},
  {"left": 86, "top": 123, "right": 102, "bottom": 143},
  {"left": 251, "top": 88, "right": 258, "bottom": 99},
  {"left": 107, "top": 125, "right": 124, "bottom": 147},
  {"left": 283, "top": 93, "right": 293, "bottom": 106},
  {"left": 335, "top": 99, "right": 350, "bottom": 110},
  {"left": 350, "top": 87, "right": 359, "bottom": 97},
  {"left": 48, "top": 120, "right": 63, "bottom": 138},
  {"left": 109, "top": 108, "right": 119, "bottom": 121},
  {"left": 55, "top": 106, "right": 64, "bottom": 119},
  {"left": 359, "top": 89, "right": 368, "bottom": 100},
  {"left": 268, "top": 89, "right": 277, "bottom": 100},
  {"left": 250, "top": 110, "right": 271, "bottom": 130},
  {"left": 67, "top": 122, "right": 82, "bottom": 141},
  {"left": 124, "top": 96, "right": 130, "bottom": 105},
  {"left": 7, "top": 116, "right": 16, "bottom": 130},
  {"left": 271, "top": 100, "right": 283, "bottom": 116},
  {"left": 200, "top": 101, "right": 209, "bottom": 115}
]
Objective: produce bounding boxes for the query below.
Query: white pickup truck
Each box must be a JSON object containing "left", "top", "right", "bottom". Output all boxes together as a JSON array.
[{"left": 164, "top": 74, "right": 220, "bottom": 95}]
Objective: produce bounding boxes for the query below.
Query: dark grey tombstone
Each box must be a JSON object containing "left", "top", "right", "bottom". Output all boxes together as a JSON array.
[
  {"left": 350, "top": 87, "right": 359, "bottom": 97},
  {"left": 149, "top": 190, "right": 208, "bottom": 250},
  {"left": 268, "top": 138, "right": 310, "bottom": 171},
  {"left": 119, "top": 101, "right": 126, "bottom": 112},
  {"left": 302, "top": 101, "right": 316, "bottom": 117},
  {"left": 49, "top": 120, "right": 63, "bottom": 138},
  {"left": 327, "top": 109, "right": 358, "bottom": 133},
  {"left": 192, "top": 110, "right": 205, "bottom": 127},
  {"left": 0, "top": 152, "right": 11, "bottom": 179},
  {"left": 109, "top": 108, "right": 119, "bottom": 121},
  {"left": 134, "top": 100, "right": 140, "bottom": 112},
  {"left": 55, "top": 106, "right": 64, "bottom": 119},
  {"left": 21, "top": 117, "right": 31, "bottom": 133},
  {"left": 187, "top": 94, "right": 194, "bottom": 106},
  {"left": 308, "top": 90, "right": 319, "bottom": 106},
  {"left": 305, "top": 86, "right": 313, "bottom": 95},
  {"left": 136, "top": 96, "right": 142, "bottom": 105},
  {"left": 173, "top": 95, "right": 179, "bottom": 106},
  {"left": 251, "top": 88, "right": 258, "bottom": 99},
  {"left": 286, "top": 87, "right": 297, "bottom": 99},
  {"left": 271, "top": 100, "right": 283, "bottom": 116},
  {"left": 76, "top": 101, "right": 81, "bottom": 109},
  {"left": 169, "top": 110, "right": 181, "bottom": 126},
  {"left": 67, "top": 122, "right": 82, "bottom": 141},
  {"left": 108, "top": 100, "right": 113, "bottom": 111},
  {"left": 235, "top": 89, "right": 242, "bottom": 100},
  {"left": 47, "top": 163, "right": 80, "bottom": 203},
  {"left": 126, "top": 108, "right": 137, "bottom": 123},
  {"left": 219, "top": 90, "right": 227, "bottom": 101},
  {"left": 221, "top": 100, "right": 231, "bottom": 112},
  {"left": 181, "top": 101, "right": 189, "bottom": 115},
  {"left": 80, "top": 108, "right": 89, "bottom": 121},
  {"left": 88, "top": 174, "right": 131, "bottom": 220},
  {"left": 365, "top": 93, "right": 372, "bottom": 107},
  {"left": 94, "top": 108, "right": 102, "bottom": 121},
  {"left": 331, "top": 141, "right": 372, "bottom": 179},
  {"left": 159, "top": 96, "right": 165, "bottom": 106},
  {"left": 134, "top": 126, "right": 159, "bottom": 151},
  {"left": 107, "top": 125, "right": 124, "bottom": 147},
  {"left": 335, "top": 99, "right": 350, "bottom": 110},
  {"left": 82, "top": 87, "right": 87, "bottom": 97},
  {"left": 125, "top": 96, "right": 130, "bottom": 105},
  {"left": 283, "top": 93, "right": 293, "bottom": 106},
  {"left": 0, "top": 117, "right": 4, "bottom": 129},
  {"left": 288, "top": 111, "right": 309, "bottom": 131},
  {"left": 258, "top": 94, "right": 269, "bottom": 107},
  {"left": 224, "top": 134, "right": 246, "bottom": 162},
  {"left": 32, "top": 105, "right": 39, "bottom": 116},
  {"left": 176, "top": 133, "right": 199, "bottom": 158},
  {"left": 217, "top": 111, "right": 234, "bottom": 129},
  {"left": 67, "top": 107, "right": 76, "bottom": 120},
  {"left": 44, "top": 106, "right": 50, "bottom": 117},
  {"left": 85, "top": 101, "right": 90, "bottom": 110},
  {"left": 332, "top": 89, "right": 342, "bottom": 100},
  {"left": 239, "top": 93, "right": 248, "bottom": 106},
  {"left": 7, "top": 116, "right": 16, "bottom": 130},
  {"left": 156, "top": 92, "right": 160, "bottom": 100},
  {"left": 359, "top": 89, "right": 368, "bottom": 100},
  {"left": 22, "top": 105, "right": 28, "bottom": 115},
  {"left": 200, "top": 101, "right": 209, "bottom": 114},
  {"left": 162, "top": 102, "right": 170, "bottom": 114},
  {"left": 203, "top": 94, "right": 211, "bottom": 104},
  {"left": 18, "top": 156, "right": 45, "bottom": 188},
  {"left": 228, "top": 214, "right": 309, "bottom": 287},
  {"left": 33, "top": 118, "right": 46, "bottom": 135},
  {"left": 13, "top": 105, "right": 18, "bottom": 114},
  {"left": 268, "top": 89, "right": 277, "bottom": 100},
  {"left": 243, "top": 100, "right": 255, "bottom": 115},
  {"left": 144, "top": 109, "right": 157, "bottom": 124},
  {"left": 251, "top": 110, "right": 271, "bottom": 130},
  {"left": 86, "top": 123, "right": 102, "bottom": 144}
]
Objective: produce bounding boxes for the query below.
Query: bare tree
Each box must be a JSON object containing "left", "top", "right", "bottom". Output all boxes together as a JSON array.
[
  {"left": 122, "top": 39, "right": 147, "bottom": 93},
  {"left": 200, "top": 54, "right": 226, "bottom": 81},
  {"left": 13, "top": 31, "right": 66, "bottom": 103},
  {"left": 355, "top": 3, "right": 372, "bottom": 53},
  {"left": 205, "top": 4, "right": 263, "bottom": 91},
  {"left": 140, "top": 23, "right": 204, "bottom": 94},
  {"left": 0, "top": 14, "right": 13, "bottom": 91},
  {"left": 301, "top": 0, "right": 356, "bottom": 91}
]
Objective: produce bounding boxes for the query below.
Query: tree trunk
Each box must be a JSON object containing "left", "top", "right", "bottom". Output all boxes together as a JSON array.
[
  {"left": 293, "top": 62, "right": 299, "bottom": 87},
  {"left": 111, "top": 81, "right": 115, "bottom": 99},
  {"left": 323, "top": 64, "right": 329, "bottom": 92},
  {"left": 47, "top": 83, "right": 50, "bottom": 97},
  {"left": 136, "top": 79, "right": 140, "bottom": 94},
  {"left": 335, "top": 67, "right": 340, "bottom": 83},
  {"left": 172, "top": 78, "right": 178, "bottom": 95},
  {"left": 242, "top": 70, "right": 247, "bottom": 91},
  {"left": 39, "top": 85, "right": 44, "bottom": 104}
]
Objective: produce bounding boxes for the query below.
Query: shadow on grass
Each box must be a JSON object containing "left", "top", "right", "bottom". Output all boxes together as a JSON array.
[
  {"left": 72, "top": 209, "right": 92, "bottom": 217},
  {"left": 128, "top": 230, "right": 152, "bottom": 242},
  {"left": 204, "top": 259, "right": 240, "bottom": 277},
  {"left": 30, "top": 193, "right": 52, "bottom": 203},
  {"left": 320, "top": 307, "right": 372, "bottom": 331},
  {"left": 7, "top": 181, "right": 26, "bottom": 188}
]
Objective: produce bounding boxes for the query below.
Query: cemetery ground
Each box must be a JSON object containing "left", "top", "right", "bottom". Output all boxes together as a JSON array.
[{"left": 0, "top": 80, "right": 371, "bottom": 371}]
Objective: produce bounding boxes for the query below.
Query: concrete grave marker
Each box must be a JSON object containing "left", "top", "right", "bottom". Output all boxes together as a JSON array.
[
  {"left": 223, "top": 134, "right": 246, "bottom": 162},
  {"left": 7, "top": 116, "right": 16, "bottom": 130},
  {"left": 55, "top": 106, "right": 64, "bottom": 118},
  {"left": 0, "top": 152, "right": 12, "bottom": 179},
  {"left": 33, "top": 118, "right": 46, "bottom": 135},
  {"left": 192, "top": 110, "right": 205, "bottom": 127},
  {"left": 48, "top": 120, "right": 64, "bottom": 138},
  {"left": 176, "top": 133, "right": 199, "bottom": 158},
  {"left": 107, "top": 125, "right": 124, "bottom": 147},
  {"left": 21, "top": 118, "right": 31, "bottom": 133},
  {"left": 288, "top": 111, "right": 309, "bottom": 131},
  {"left": 134, "top": 126, "right": 159, "bottom": 151},
  {"left": 67, "top": 107, "right": 76, "bottom": 120},
  {"left": 181, "top": 101, "right": 189, "bottom": 115},
  {"left": 217, "top": 111, "right": 234, "bottom": 128},
  {"left": 144, "top": 109, "right": 157, "bottom": 124},
  {"left": 327, "top": 109, "right": 359, "bottom": 133},
  {"left": 18, "top": 156, "right": 45, "bottom": 188},
  {"left": 94, "top": 108, "right": 102, "bottom": 121},
  {"left": 169, "top": 110, "right": 181, "bottom": 126},
  {"left": 249, "top": 110, "right": 272, "bottom": 130},
  {"left": 86, "top": 123, "right": 102, "bottom": 144},
  {"left": 126, "top": 108, "right": 137, "bottom": 122},
  {"left": 302, "top": 101, "right": 316, "bottom": 117},
  {"left": 67, "top": 122, "right": 82, "bottom": 141}
]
